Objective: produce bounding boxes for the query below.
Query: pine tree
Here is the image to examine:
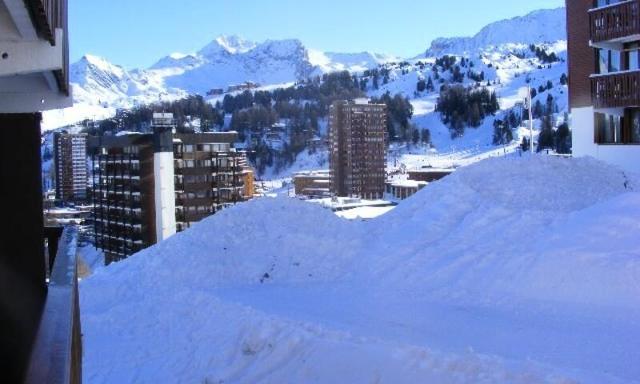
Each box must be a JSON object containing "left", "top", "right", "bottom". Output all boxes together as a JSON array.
[
  {"left": 555, "top": 122, "right": 571, "bottom": 154},
  {"left": 412, "top": 128, "right": 420, "bottom": 145},
  {"left": 533, "top": 100, "right": 544, "bottom": 119},
  {"left": 417, "top": 79, "right": 427, "bottom": 93},
  {"left": 560, "top": 73, "right": 568, "bottom": 86},
  {"left": 521, "top": 136, "right": 530, "bottom": 152},
  {"left": 537, "top": 114, "right": 556, "bottom": 152},
  {"left": 420, "top": 128, "right": 431, "bottom": 144}
]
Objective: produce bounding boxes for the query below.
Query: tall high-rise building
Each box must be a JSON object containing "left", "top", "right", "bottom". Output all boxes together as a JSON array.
[
  {"left": 54, "top": 133, "right": 88, "bottom": 202},
  {"left": 329, "top": 100, "right": 387, "bottom": 199},
  {"left": 90, "top": 113, "right": 252, "bottom": 264},
  {"left": 566, "top": 0, "right": 640, "bottom": 173}
]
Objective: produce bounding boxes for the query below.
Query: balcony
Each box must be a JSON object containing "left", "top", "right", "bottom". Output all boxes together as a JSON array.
[
  {"left": 25, "top": 226, "right": 82, "bottom": 383},
  {"left": 590, "top": 0, "right": 640, "bottom": 47},
  {"left": 591, "top": 70, "right": 640, "bottom": 108},
  {"left": 0, "top": 0, "right": 72, "bottom": 112}
]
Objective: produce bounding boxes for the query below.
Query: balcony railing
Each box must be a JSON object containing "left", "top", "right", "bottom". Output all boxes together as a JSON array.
[
  {"left": 591, "top": 70, "right": 640, "bottom": 108},
  {"left": 590, "top": 0, "right": 640, "bottom": 44},
  {"left": 25, "top": 0, "right": 70, "bottom": 94},
  {"left": 26, "top": 0, "right": 67, "bottom": 44},
  {"left": 26, "top": 226, "right": 82, "bottom": 384}
]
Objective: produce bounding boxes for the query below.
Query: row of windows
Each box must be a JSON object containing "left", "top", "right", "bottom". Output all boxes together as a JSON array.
[
  {"left": 176, "top": 158, "right": 239, "bottom": 168},
  {"left": 177, "top": 191, "right": 211, "bottom": 200},
  {"left": 176, "top": 143, "right": 231, "bottom": 153}
]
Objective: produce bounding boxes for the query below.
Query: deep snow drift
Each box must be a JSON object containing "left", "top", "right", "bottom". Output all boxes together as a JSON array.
[{"left": 81, "top": 156, "right": 640, "bottom": 383}]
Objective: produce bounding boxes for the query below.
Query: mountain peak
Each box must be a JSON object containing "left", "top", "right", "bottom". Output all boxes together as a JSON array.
[
  {"left": 73, "top": 54, "right": 125, "bottom": 78},
  {"left": 199, "top": 35, "right": 257, "bottom": 56}
]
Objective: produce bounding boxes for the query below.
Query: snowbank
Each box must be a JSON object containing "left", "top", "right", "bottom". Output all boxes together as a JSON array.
[
  {"left": 81, "top": 156, "right": 640, "bottom": 383},
  {"left": 371, "top": 156, "right": 639, "bottom": 309}
]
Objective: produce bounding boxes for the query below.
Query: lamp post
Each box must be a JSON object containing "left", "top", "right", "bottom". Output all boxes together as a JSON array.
[{"left": 524, "top": 86, "right": 534, "bottom": 153}]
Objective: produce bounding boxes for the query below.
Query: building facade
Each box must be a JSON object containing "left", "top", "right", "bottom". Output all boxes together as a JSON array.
[
  {"left": 329, "top": 100, "right": 387, "bottom": 199},
  {"left": 293, "top": 170, "right": 331, "bottom": 198},
  {"left": 174, "top": 134, "right": 249, "bottom": 232},
  {"left": 567, "top": 0, "right": 640, "bottom": 172},
  {"left": 90, "top": 114, "right": 251, "bottom": 264},
  {"left": 54, "top": 133, "right": 88, "bottom": 202}
]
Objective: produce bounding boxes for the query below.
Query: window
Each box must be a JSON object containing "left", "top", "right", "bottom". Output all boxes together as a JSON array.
[
  {"left": 598, "top": 49, "right": 623, "bottom": 74},
  {"left": 595, "top": 112, "right": 623, "bottom": 144},
  {"left": 625, "top": 43, "right": 640, "bottom": 71},
  {"left": 594, "top": 110, "right": 640, "bottom": 144},
  {"left": 630, "top": 110, "right": 640, "bottom": 143},
  {"left": 610, "top": 50, "right": 621, "bottom": 72},
  {"left": 595, "top": 0, "right": 622, "bottom": 7}
]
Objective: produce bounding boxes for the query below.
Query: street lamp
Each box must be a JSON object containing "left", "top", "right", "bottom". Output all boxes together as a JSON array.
[{"left": 523, "top": 86, "right": 534, "bottom": 153}]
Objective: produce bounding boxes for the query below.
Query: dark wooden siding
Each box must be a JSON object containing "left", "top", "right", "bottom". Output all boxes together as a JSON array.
[{"left": 567, "top": 0, "right": 596, "bottom": 109}]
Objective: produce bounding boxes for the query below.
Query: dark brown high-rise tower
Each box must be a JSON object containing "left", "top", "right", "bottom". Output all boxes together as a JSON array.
[{"left": 329, "top": 100, "right": 387, "bottom": 199}]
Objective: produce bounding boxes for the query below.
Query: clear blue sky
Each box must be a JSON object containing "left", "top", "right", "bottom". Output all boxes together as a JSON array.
[{"left": 69, "top": 0, "right": 565, "bottom": 69}]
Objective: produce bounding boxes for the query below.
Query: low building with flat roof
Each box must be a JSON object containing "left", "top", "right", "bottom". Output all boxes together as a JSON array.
[{"left": 293, "top": 170, "right": 331, "bottom": 198}]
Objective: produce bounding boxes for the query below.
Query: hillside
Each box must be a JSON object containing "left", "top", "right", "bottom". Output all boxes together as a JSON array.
[
  {"left": 43, "top": 7, "right": 570, "bottom": 182},
  {"left": 80, "top": 156, "right": 640, "bottom": 383}
]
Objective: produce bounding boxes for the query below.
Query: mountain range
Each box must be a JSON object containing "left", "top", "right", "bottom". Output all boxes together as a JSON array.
[{"left": 44, "top": 7, "right": 567, "bottom": 130}]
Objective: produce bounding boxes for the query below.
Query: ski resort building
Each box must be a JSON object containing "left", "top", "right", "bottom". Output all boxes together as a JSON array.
[
  {"left": 90, "top": 114, "right": 251, "bottom": 264},
  {"left": 293, "top": 170, "right": 331, "bottom": 198},
  {"left": 567, "top": 0, "right": 640, "bottom": 172},
  {"left": 54, "top": 133, "right": 88, "bottom": 202},
  {"left": 329, "top": 100, "right": 387, "bottom": 199}
]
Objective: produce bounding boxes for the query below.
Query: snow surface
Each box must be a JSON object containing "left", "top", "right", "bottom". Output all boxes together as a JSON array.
[{"left": 81, "top": 156, "right": 640, "bottom": 383}]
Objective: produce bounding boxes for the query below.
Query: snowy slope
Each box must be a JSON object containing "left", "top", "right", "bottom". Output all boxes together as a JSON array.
[
  {"left": 425, "top": 7, "right": 566, "bottom": 57},
  {"left": 81, "top": 156, "right": 640, "bottom": 383}
]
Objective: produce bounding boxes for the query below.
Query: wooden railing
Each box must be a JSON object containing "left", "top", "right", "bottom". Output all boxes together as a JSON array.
[
  {"left": 590, "top": 0, "right": 640, "bottom": 44},
  {"left": 591, "top": 70, "right": 640, "bottom": 108},
  {"left": 25, "top": 0, "right": 65, "bottom": 43},
  {"left": 24, "top": 0, "right": 70, "bottom": 94},
  {"left": 25, "top": 226, "right": 82, "bottom": 384}
]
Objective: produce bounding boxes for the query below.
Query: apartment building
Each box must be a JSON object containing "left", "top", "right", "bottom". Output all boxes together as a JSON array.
[
  {"left": 329, "top": 100, "right": 387, "bottom": 199},
  {"left": 90, "top": 114, "right": 251, "bottom": 264},
  {"left": 567, "top": 0, "right": 640, "bottom": 172},
  {"left": 175, "top": 134, "right": 248, "bottom": 232},
  {"left": 54, "top": 133, "right": 88, "bottom": 202}
]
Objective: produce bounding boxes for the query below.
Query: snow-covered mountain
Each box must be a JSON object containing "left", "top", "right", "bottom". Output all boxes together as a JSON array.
[
  {"left": 308, "top": 50, "right": 398, "bottom": 73},
  {"left": 63, "top": 35, "right": 393, "bottom": 110},
  {"left": 70, "top": 55, "right": 182, "bottom": 106},
  {"left": 45, "top": 8, "right": 567, "bottom": 133},
  {"left": 425, "top": 7, "right": 566, "bottom": 57}
]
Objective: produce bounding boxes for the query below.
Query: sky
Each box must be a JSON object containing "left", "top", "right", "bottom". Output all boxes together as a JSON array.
[{"left": 70, "top": 0, "right": 565, "bottom": 69}]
